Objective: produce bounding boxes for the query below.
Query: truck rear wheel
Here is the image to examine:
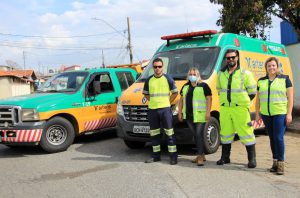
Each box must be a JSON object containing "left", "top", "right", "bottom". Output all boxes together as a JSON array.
[
  {"left": 203, "top": 117, "right": 220, "bottom": 154},
  {"left": 124, "top": 140, "right": 146, "bottom": 149},
  {"left": 40, "top": 117, "right": 75, "bottom": 153}
]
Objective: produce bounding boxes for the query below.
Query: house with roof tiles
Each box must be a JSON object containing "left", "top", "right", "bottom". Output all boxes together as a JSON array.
[{"left": 0, "top": 69, "right": 37, "bottom": 99}]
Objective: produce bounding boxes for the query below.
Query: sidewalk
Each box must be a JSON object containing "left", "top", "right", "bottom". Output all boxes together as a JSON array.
[{"left": 287, "top": 116, "right": 300, "bottom": 134}]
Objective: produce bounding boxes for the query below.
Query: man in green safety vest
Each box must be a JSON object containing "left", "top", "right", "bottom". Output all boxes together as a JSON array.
[
  {"left": 216, "top": 49, "right": 257, "bottom": 168},
  {"left": 143, "top": 58, "right": 178, "bottom": 165}
]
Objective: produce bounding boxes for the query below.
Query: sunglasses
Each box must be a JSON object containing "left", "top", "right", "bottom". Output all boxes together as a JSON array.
[
  {"left": 153, "top": 66, "right": 163, "bottom": 69},
  {"left": 226, "top": 56, "right": 237, "bottom": 60}
]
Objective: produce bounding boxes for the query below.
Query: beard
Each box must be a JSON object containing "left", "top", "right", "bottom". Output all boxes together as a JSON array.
[{"left": 228, "top": 62, "right": 236, "bottom": 67}]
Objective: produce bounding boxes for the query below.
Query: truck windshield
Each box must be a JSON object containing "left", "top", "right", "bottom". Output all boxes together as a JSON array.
[
  {"left": 138, "top": 47, "right": 220, "bottom": 82},
  {"left": 37, "top": 71, "right": 88, "bottom": 93}
]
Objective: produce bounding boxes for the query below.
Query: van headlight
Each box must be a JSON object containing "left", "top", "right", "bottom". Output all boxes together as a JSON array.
[
  {"left": 21, "top": 109, "right": 39, "bottom": 121},
  {"left": 117, "top": 101, "right": 124, "bottom": 116}
]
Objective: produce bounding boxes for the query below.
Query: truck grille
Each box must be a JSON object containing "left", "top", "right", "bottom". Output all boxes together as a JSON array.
[
  {"left": 123, "top": 105, "right": 148, "bottom": 123},
  {"left": 0, "top": 106, "right": 21, "bottom": 127}
]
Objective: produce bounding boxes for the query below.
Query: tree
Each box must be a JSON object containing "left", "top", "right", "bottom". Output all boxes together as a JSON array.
[
  {"left": 210, "top": 0, "right": 272, "bottom": 40},
  {"left": 270, "top": 1, "right": 300, "bottom": 41},
  {"left": 210, "top": 0, "right": 300, "bottom": 41}
]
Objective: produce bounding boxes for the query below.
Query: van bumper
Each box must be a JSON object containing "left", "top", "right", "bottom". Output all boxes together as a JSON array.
[
  {"left": 0, "top": 121, "right": 45, "bottom": 145},
  {"left": 117, "top": 115, "right": 194, "bottom": 144}
]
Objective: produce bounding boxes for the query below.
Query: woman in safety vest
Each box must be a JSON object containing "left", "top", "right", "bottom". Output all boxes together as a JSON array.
[
  {"left": 255, "top": 57, "right": 294, "bottom": 175},
  {"left": 178, "top": 67, "right": 212, "bottom": 166}
]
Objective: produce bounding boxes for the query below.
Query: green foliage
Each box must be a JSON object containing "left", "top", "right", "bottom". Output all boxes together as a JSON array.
[
  {"left": 271, "top": 0, "right": 300, "bottom": 41},
  {"left": 210, "top": 0, "right": 300, "bottom": 41}
]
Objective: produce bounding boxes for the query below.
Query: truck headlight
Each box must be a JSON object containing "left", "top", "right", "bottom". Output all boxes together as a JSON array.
[
  {"left": 117, "top": 101, "right": 124, "bottom": 116},
  {"left": 21, "top": 109, "right": 39, "bottom": 121}
]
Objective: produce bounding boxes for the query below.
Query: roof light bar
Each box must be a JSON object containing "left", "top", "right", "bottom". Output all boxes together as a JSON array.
[{"left": 161, "top": 30, "right": 218, "bottom": 41}]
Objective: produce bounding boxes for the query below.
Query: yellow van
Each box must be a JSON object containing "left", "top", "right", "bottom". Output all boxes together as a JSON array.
[{"left": 116, "top": 30, "right": 293, "bottom": 153}]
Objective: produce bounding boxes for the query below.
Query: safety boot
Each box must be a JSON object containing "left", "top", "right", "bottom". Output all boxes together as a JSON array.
[
  {"left": 192, "top": 155, "right": 206, "bottom": 163},
  {"left": 196, "top": 155, "right": 204, "bottom": 166},
  {"left": 170, "top": 157, "right": 177, "bottom": 165},
  {"left": 246, "top": 145, "right": 257, "bottom": 168},
  {"left": 202, "top": 154, "right": 206, "bottom": 162},
  {"left": 277, "top": 161, "right": 284, "bottom": 175},
  {"left": 216, "top": 144, "right": 231, "bottom": 165},
  {"left": 269, "top": 159, "right": 278, "bottom": 172}
]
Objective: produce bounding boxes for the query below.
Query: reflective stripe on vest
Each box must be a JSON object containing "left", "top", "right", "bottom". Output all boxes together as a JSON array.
[
  {"left": 148, "top": 76, "right": 171, "bottom": 109},
  {"left": 258, "top": 77, "right": 287, "bottom": 116},
  {"left": 182, "top": 84, "right": 207, "bottom": 122}
]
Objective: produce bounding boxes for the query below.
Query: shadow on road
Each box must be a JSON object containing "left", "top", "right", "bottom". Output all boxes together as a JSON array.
[
  {"left": 0, "top": 145, "right": 44, "bottom": 158},
  {"left": 73, "top": 129, "right": 269, "bottom": 173}
]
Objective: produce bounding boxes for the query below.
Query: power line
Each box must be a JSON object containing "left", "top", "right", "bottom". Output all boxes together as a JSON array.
[
  {"left": 0, "top": 43, "right": 124, "bottom": 50},
  {"left": 0, "top": 31, "right": 127, "bottom": 39}
]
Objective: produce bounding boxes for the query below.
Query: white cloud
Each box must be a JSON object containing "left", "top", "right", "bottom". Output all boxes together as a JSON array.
[
  {"left": 98, "top": 0, "right": 110, "bottom": 6},
  {"left": 43, "top": 25, "right": 75, "bottom": 47},
  {"left": 40, "top": 13, "right": 58, "bottom": 24}
]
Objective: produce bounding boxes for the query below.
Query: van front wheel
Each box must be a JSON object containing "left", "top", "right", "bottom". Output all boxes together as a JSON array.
[
  {"left": 40, "top": 117, "right": 75, "bottom": 153},
  {"left": 203, "top": 117, "right": 220, "bottom": 154}
]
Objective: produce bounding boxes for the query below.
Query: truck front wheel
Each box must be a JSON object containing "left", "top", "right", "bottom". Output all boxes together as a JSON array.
[
  {"left": 203, "top": 117, "right": 220, "bottom": 154},
  {"left": 40, "top": 117, "right": 75, "bottom": 153}
]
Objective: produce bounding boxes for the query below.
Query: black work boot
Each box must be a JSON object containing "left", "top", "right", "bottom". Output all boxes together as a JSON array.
[
  {"left": 246, "top": 145, "right": 257, "bottom": 168},
  {"left": 216, "top": 144, "right": 231, "bottom": 165},
  {"left": 170, "top": 153, "right": 178, "bottom": 165},
  {"left": 170, "top": 157, "right": 177, "bottom": 165}
]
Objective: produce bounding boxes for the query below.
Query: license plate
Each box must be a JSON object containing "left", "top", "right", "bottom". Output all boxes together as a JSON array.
[{"left": 133, "top": 126, "right": 150, "bottom": 134}]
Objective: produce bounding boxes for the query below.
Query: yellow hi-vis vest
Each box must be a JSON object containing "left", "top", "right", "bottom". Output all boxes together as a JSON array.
[
  {"left": 148, "top": 75, "right": 171, "bottom": 109},
  {"left": 258, "top": 75, "right": 288, "bottom": 116},
  {"left": 217, "top": 67, "right": 256, "bottom": 108},
  {"left": 182, "top": 84, "right": 207, "bottom": 122}
]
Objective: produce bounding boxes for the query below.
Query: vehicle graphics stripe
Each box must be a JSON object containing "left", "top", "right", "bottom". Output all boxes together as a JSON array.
[
  {"left": 29, "top": 130, "right": 35, "bottom": 142},
  {"left": 84, "top": 117, "right": 117, "bottom": 131},
  {"left": 0, "top": 129, "right": 43, "bottom": 143}
]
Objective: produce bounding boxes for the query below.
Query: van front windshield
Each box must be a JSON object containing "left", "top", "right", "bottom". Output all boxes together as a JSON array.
[{"left": 138, "top": 47, "right": 220, "bottom": 82}]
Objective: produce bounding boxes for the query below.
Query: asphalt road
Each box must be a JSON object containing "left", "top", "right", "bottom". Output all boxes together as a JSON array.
[{"left": 0, "top": 130, "right": 300, "bottom": 198}]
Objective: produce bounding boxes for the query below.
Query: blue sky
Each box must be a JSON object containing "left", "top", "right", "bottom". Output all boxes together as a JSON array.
[{"left": 0, "top": 0, "right": 282, "bottom": 74}]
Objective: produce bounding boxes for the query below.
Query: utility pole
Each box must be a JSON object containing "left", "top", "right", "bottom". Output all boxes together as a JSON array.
[
  {"left": 23, "top": 51, "right": 26, "bottom": 69},
  {"left": 127, "top": 17, "right": 133, "bottom": 64},
  {"left": 102, "top": 50, "right": 105, "bottom": 68},
  {"left": 92, "top": 17, "right": 134, "bottom": 64}
]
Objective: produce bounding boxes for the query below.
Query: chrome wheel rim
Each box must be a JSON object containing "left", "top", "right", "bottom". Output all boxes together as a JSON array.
[{"left": 46, "top": 125, "right": 67, "bottom": 145}]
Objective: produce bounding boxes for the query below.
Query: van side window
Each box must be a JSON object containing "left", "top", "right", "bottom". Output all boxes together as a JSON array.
[{"left": 116, "top": 72, "right": 135, "bottom": 90}]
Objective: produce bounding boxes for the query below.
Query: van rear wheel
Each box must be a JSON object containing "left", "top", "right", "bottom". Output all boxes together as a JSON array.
[
  {"left": 124, "top": 140, "right": 146, "bottom": 149},
  {"left": 203, "top": 117, "right": 220, "bottom": 154},
  {"left": 40, "top": 117, "right": 75, "bottom": 153}
]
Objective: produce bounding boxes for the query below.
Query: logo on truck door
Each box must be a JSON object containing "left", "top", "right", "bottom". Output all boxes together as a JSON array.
[{"left": 94, "top": 105, "right": 112, "bottom": 113}]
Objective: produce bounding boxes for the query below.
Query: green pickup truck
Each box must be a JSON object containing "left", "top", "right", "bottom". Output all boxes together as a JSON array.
[{"left": 0, "top": 68, "right": 137, "bottom": 153}]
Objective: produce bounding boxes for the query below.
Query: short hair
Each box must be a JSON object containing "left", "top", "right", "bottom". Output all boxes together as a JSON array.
[
  {"left": 264, "top": 57, "right": 281, "bottom": 75},
  {"left": 152, "top": 58, "right": 163, "bottom": 65},
  {"left": 225, "top": 49, "right": 239, "bottom": 57},
  {"left": 186, "top": 67, "right": 202, "bottom": 82}
]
